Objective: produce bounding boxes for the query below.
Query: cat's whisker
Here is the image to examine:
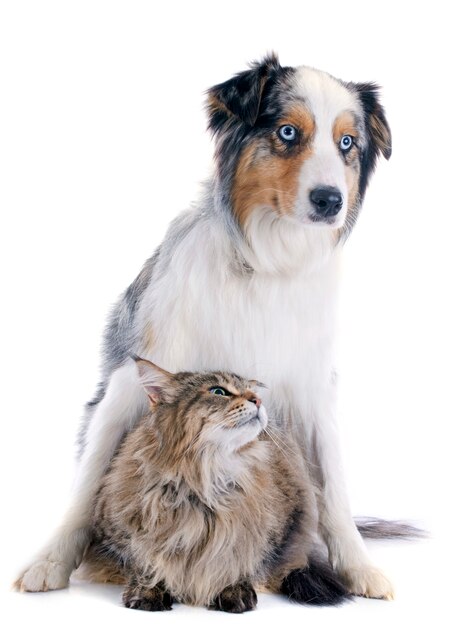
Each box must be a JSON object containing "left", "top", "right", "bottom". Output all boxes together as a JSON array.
[
  {"left": 264, "top": 425, "right": 288, "bottom": 449},
  {"left": 263, "top": 426, "right": 291, "bottom": 464},
  {"left": 264, "top": 425, "right": 321, "bottom": 476}
]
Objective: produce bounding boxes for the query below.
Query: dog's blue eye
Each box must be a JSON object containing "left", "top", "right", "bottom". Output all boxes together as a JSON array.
[
  {"left": 340, "top": 135, "right": 353, "bottom": 151},
  {"left": 278, "top": 125, "right": 298, "bottom": 142},
  {"left": 209, "top": 387, "right": 229, "bottom": 396}
]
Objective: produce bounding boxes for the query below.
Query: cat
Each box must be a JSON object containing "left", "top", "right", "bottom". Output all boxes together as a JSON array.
[{"left": 84, "top": 356, "right": 349, "bottom": 612}]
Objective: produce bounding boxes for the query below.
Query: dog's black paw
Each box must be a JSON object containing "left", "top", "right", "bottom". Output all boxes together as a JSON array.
[
  {"left": 122, "top": 580, "right": 173, "bottom": 611},
  {"left": 209, "top": 580, "right": 257, "bottom": 613}
]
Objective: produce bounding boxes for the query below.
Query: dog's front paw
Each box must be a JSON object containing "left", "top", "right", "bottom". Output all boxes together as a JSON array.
[
  {"left": 341, "top": 565, "right": 394, "bottom": 600},
  {"left": 15, "top": 560, "right": 71, "bottom": 592}
]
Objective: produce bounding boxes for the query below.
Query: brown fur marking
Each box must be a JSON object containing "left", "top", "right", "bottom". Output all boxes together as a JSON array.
[
  {"left": 332, "top": 111, "right": 361, "bottom": 228},
  {"left": 231, "top": 103, "right": 315, "bottom": 227},
  {"left": 207, "top": 93, "right": 233, "bottom": 123},
  {"left": 370, "top": 112, "right": 392, "bottom": 159},
  {"left": 332, "top": 111, "right": 359, "bottom": 145}
]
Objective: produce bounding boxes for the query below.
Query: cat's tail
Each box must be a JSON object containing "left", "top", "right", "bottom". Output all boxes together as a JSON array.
[
  {"left": 280, "top": 559, "right": 350, "bottom": 606},
  {"left": 355, "top": 516, "right": 427, "bottom": 540}
]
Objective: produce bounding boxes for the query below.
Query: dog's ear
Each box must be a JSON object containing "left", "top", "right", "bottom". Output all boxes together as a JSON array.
[
  {"left": 131, "top": 354, "right": 176, "bottom": 405},
  {"left": 352, "top": 82, "right": 392, "bottom": 198},
  {"left": 355, "top": 82, "right": 392, "bottom": 160},
  {"left": 207, "top": 53, "right": 281, "bottom": 132}
]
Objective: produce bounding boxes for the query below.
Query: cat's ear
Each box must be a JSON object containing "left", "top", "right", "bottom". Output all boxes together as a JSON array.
[
  {"left": 248, "top": 379, "right": 267, "bottom": 390},
  {"left": 131, "top": 355, "right": 176, "bottom": 405}
]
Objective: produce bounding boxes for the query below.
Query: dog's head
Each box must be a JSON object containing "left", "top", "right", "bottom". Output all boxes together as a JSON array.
[{"left": 207, "top": 54, "right": 391, "bottom": 238}]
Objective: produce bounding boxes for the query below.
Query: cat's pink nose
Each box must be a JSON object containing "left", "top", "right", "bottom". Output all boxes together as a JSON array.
[{"left": 248, "top": 394, "right": 261, "bottom": 408}]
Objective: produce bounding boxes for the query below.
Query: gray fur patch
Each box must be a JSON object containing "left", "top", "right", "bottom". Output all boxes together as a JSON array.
[{"left": 77, "top": 248, "right": 159, "bottom": 454}]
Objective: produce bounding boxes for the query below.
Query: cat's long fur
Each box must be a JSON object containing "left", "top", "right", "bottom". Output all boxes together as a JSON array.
[
  {"left": 84, "top": 360, "right": 348, "bottom": 610},
  {"left": 17, "top": 54, "right": 396, "bottom": 599}
]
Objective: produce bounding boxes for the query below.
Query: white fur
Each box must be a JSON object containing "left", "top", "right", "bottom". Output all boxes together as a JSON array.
[
  {"left": 293, "top": 68, "right": 364, "bottom": 228},
  {"left": 17, "top": 66, "right": 393, "bottom": 599},
  {"left": 207, "top": 402, "right": 267, "bottom": 453}
]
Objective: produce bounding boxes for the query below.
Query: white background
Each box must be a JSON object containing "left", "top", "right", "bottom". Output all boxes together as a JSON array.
[{"left": 1, "top": 1, "right": 471, "bottom": 624}]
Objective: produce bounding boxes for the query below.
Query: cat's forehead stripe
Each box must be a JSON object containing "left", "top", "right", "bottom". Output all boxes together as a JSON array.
[{"left": 225, "top": 383, "right": 240, "bottom": 395}]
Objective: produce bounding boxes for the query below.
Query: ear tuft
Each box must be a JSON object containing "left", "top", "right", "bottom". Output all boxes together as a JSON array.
[
  {"left": 130, "top": 355, "right": 176, "bottom": 405},
  {"left": 206, "top": 53, "right": 281, "bottom": 132},
  {"left": 248, "top": 379, "right": 267, "bottom": 390}
]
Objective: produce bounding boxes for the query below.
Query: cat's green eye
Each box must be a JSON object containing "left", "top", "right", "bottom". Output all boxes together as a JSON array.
[{"left": 209, "top": 386, "right": 230, "bottom": 396}]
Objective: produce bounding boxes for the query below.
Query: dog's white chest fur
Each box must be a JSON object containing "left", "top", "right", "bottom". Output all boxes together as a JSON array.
[{"left": 141, "top": 210, "right": 341, "bottom": 438}]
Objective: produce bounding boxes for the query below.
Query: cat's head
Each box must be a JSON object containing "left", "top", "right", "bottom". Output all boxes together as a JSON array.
[{"left": 133, "top": 356, "right": 268, "bottom": 456}]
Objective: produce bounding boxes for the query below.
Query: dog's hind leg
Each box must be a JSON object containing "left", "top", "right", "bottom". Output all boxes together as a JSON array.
[{"left": 15, "top": 361, "right": 147, "bottom": 592}]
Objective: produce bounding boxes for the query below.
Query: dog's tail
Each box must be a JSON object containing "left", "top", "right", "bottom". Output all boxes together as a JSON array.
[
  {"left": 280, "top": 559, "right": 350, "bottom": 606},
  {"left": 355, "top": 516, "right": 427, "bottom": 540}
]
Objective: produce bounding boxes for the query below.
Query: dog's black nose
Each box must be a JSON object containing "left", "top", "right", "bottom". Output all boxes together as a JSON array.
[{"left": 309, "top": 186, "right": 343, "bottom": 217}]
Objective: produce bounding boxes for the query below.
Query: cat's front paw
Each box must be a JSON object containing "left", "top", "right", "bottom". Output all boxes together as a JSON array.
[
  {"left": 340, "top": 565, "right": 394, "bottom": 600},
  {"left": 210, "top": 580, "right": 257, "bottom": 613},
  {"left": 123, "top": 581, "right": 173, "bottom": 611},
  {"left": 15, "top": 559, "right": 71, "bottom": 592}
]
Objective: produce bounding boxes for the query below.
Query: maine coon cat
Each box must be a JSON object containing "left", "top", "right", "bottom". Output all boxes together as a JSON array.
[{"left": 84, "top": 357, "right": 349, "bottom": 612}]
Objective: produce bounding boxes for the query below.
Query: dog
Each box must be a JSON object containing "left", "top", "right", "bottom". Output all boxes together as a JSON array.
[{"left": 16, "top": 54, "right": 394, "bottom": 598}]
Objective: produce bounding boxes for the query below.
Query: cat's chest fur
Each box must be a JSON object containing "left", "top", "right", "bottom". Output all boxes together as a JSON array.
[{"left": 95, "top": 433, "right": 306, "bottom": 605}]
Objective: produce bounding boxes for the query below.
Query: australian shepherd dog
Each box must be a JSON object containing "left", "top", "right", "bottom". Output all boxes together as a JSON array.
[{"left": 17, "top": 54, "right": 395, "bottom": 599}]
